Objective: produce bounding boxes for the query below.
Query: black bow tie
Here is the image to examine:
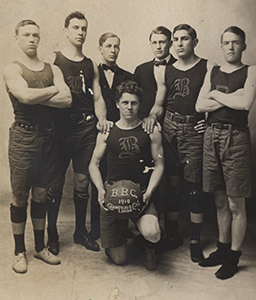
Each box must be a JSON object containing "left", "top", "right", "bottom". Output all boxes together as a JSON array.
[
  {"left": 102, "top": 64, "right": 117, "bottom": 73},
  {"left": 154, "top": 60, "right": 167, "bottom": 66}
]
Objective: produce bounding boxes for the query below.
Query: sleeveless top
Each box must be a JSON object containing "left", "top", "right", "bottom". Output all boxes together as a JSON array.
[
  {"left": 107, "top": 123, "right": 152, "bottom": 189},
  {"left": 54, "top": 51, "right": 94, "bottom": 120},
  {"left": 165, "top": 59, "right": 207, "bottom": 116},
  {"left": 7, "top": 61, "right": 55, "bottom": 125},
  {"left": 207, "top": 65, "right": 249, "bottom": 127}
]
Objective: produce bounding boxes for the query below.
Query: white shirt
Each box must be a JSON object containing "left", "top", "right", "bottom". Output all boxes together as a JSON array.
[{"left": 153, "top": 54, "right": 171, "bottom": 83}]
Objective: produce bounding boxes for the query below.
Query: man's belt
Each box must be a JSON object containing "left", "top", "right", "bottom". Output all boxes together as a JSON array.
[
  {"left": 15, "top": 121, "right": 54, "bottom": 133},
  {"left": 165, "top": 111, "right": 204, "bottom": 124}
]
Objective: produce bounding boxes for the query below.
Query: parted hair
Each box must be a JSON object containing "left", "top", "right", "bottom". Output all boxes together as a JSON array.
[
  {"left": 149, "top": 26, "right": 172, "bottom": 42},
  {"left": 221, "top": 26, "right": 246, "bottom": 44},
  {"left": 173, "top": 24, "right": 197, "bottom": 40},
  {"left": 99, "top": 32, "right": 120, "bottom": 46},
  {"left": 116, "top": 81, "right": 143, "bottom": 103},
  {"left": 15, "top": 20, "right": 39, "bottom": 35},
  {"left": 64, "top": 11, "right": 87, "bottom": 28}
]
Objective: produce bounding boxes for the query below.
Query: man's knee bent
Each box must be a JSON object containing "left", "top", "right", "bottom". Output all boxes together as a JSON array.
[
  {"left": 107, "top": 246, "right": 127, "bottom": 265},
  {"left": 74, "top": 173, "right": 90, "bottom": 192},
  {"left": 137, "top": 215, "right": 161, "bottom": 243}
]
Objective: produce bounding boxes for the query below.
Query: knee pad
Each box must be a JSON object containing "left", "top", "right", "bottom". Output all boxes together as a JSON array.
[
  {"left": 187, "top": 182, "right": 204, "bottom": 214},
  {"left": 31, "top": 199, "right": 46, "bottom": 219},
  {"left": 10, "top": 203, "right": 27, "bottom": 223}
]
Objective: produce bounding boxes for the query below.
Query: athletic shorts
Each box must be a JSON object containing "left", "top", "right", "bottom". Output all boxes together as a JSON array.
[
  {"left": 100, "top": 182, "right": 158, "bottom": 249},
  {"left": 56, "top": 115, "right": 97, "bottom": 175},
  {"left": 8, "top": 122, "right": 60, "bottom": 199},
  {"left": 203, "top": 124, "right": 252, "bottom": 198},
  {"left": 162, "top": 111, "right": 204, "bottom": 183}
]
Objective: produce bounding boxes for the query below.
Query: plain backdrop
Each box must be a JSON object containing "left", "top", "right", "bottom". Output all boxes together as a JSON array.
[{"left": 1, "top": 0, "right": 256, "bottom": 191}]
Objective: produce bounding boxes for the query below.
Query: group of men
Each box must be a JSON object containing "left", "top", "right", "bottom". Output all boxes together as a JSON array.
[{"left": 3, "top": 11, "right": 256, "bottom": 281}]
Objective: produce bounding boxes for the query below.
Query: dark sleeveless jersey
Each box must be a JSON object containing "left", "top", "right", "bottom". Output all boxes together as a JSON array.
[
  {"left": 165, "top": 59, "right": 207, "bottom": 116},
  {"left": 7, "top": 61, "right": 55, "bottom": 124},
  {"left": 207, "top": 65, "right": 249, "bottom": 127},
  {"left": 54, "top": 51, "right": 94, "bottom": 118},
  {"left": 107, "top": 123, "right": 152, "bottom": 189}
]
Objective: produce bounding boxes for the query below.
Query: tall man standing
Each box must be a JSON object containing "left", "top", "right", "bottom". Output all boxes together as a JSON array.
[
  {"left": 135, "top": 26, "right": 176, "bottom": 120},
  {"left": 90, "top": 32, "right": 134, "bottom": 240},
  {"left": 3, "top": 20, "right": 72, "bottom": 273},
  {"left": 46, "top": 11, "right": 112, "bottom": 255},
  {"left": 196, "top": 26, "right": 256, "bottom": 279},
  {"left": 144, "top": 24, "right": 215, "bottom": 262}
]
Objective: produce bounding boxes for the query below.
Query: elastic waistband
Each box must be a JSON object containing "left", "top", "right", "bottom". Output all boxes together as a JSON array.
[
  {"left": 165, "top": 111, "right": 204, "bottom": 124},
  {"left": 14, "top": 121, "right": 54, "bottom": 133}
]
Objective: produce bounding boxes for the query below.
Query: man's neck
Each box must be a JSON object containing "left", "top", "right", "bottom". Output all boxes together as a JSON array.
[
  {"left": 17, "top": 51, "right": 44, "bottom": 71},
  {"left": 221, "top": 61, "right": 244, "bottom": 73},
  {"left": 174, "top": 54, "right": 200, "bottom": 71},
  {"left": 61, "top": 43, "right": 84, "bottom": 62},
  {"left": 116, "top": 117, "right": 141, "bottom": 130}
]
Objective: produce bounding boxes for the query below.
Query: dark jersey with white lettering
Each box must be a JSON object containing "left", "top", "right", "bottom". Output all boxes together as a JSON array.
[
  {"left": 54, "top": 51, "right": 95, "bottom": 122},
  {"left": 165, "top": 59, "right": 207, "bottom": 116},
  {"left": 207, "top": 65, "right": 249, "bottom": 127},
  {"left": 107, "top": 123, "right": 152, "bottom": 189}
]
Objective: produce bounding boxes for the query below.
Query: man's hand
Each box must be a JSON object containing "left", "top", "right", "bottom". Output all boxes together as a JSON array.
[
  {"left": 97, "top": 118, "right": 113, "bottom": 134},
  {"left": 142, "top": 192, "right": 151, "bottom": 209},
  {"left": 194, "top": 119, "right": 206, "bottom": 134},
  {"left": 98, "top": 189, "right": 108, "bottom": 211},
  {"left": 142, "top": 114, "right": 157, "bottom": 134}
]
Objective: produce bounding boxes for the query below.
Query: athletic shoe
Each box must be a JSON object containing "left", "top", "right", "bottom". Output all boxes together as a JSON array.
[
  {"left": 12, "top": 252, "right": 27, "bottom": 274},
  {"left": 34, "top": 248, "right": 61, "bottom": 265},
  {"left": 156, "top": 235, "right": 183, "bottom": 254},
  {"left": 190, "top": 242, "right": 204, "bottom": 263},
  {"left": 47, "top": 228, "right": 59, "bottom": 255},
  {"left": 215, "top": 249, "right": 242, "bottom": 280},
  {"left": 144, "top": 247, "right": 158, "bottom": 271},
  {"left": 74, "top": 231, "right": 100, "bottom": 252},
  {"left": 199, "top": 241, "right": 230, "bottom": 267}
]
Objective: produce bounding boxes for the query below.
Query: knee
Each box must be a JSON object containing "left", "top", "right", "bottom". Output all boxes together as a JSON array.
[
  {"left": 214, "top": 190, "right": 228, "bottom": 210},
  {"left": 228, "top": 197, "right": 245, "bottom": 217},
  {"left": 166, "top": 175, "right": 182, "bottom": 195},
  {"left": 74, "top": 174, "right": 90, "bottom": 192},
  {"left": 141, "top": 223, "right": 161, "bottom": 243},
  {"left": 107, "top": 249, "right": 127, "bottom": 265},
  {"left": 32, "top": 188, "right": 48, "bottom": 203}
]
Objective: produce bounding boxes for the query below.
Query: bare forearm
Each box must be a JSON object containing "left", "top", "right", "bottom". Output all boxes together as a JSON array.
[
  {"left": 43, "top": 88, "right": 72, "bottom": 108},
  {"left": 145, "top": 164, "right": 164, "bottom": 199},
  {"left": 196, "top": 97, "right": 224, "bottom": 113},
  {"left": 16, "top": 86, "right": 59, "bottom": 105}
]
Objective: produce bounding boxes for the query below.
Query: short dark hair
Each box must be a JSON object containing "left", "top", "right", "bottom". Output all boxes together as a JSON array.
[
  {"left": 64, "top": 11, "right": 87, "bottom": 28},
  {"left": 149, "top": 26, "right": 172, "bottom": 42},
  {"left": 221, "top": 26, "right": 246, "bottom": 44},
  {"left": 15, "top": 20, "right": 39, "bottom": 35},
  {"left": 116, "top": 81, "right": 143, "bottom": 103},
  {"left": 173, "top": 24, "right": 197, "bottom": 40},
  {"left": 99, "top": 32, "right": 120, "bottom": 47}
]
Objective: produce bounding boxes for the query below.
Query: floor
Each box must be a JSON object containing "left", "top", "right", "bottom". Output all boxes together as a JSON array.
[{"left": 0, "top": 167, "right": 256, "bottom": 300}]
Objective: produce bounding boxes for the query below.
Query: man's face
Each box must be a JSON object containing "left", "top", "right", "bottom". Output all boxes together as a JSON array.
[
  {"left": 64, "top": 18, "right": 87, "bottom": 47},
  {"left": 116, "top": 93, "right": 140, "bottom": 120},
  {"left": 221, "top": 32, "right": 245, "bottom": 64},
  {"left": 173, "top": 30, "right": 196, "bottom": 58},
  {"left": 99, "top": 37, "right": 120, "bottom": 65},
  {"left": 16, "top": 25, "right": 40, "bottom": 57},
  {"left": 150, "top": 33, "right": 171, "bottom": 60}
]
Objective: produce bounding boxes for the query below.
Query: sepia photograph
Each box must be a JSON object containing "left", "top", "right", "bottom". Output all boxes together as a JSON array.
[{"left": 0, "top": 0, "right": 256, "bottom": 299}]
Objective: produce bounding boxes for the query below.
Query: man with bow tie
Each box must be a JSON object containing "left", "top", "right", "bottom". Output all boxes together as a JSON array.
[
  {"left": 134, "top": 26, "right": 176, "bottom": 121},
  {"left": 89, "top": 33, "right": 134, "bottom": 241}
]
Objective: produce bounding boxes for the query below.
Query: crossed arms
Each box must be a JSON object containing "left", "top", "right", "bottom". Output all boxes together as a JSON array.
[
  {"left": 3, "top": 63, "right": 72, "bottom": 108},
  {"left": 196, "top": 65, "right": 256, "bottom": 113}
]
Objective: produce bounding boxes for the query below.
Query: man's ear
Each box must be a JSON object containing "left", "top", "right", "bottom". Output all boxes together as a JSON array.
[
  {"left": 242, "top": 43, "right": 247, "bottom": 52},
  {"left": 193, "top": 38, "right": 199, "bottom": 48}
]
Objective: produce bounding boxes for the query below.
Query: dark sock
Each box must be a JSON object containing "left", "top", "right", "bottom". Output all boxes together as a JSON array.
[
  {"left": 10, "top": 204, "right": 27, "bottom": 255},
  {"left": 165, "top": 219, "right": 179, "bottom": 238},
  {"left": 31, "top": 200, "right": 46, "bottom": 253},
  {"left": 190, "top": 222, "right": 202, "bottom": 242},
  {"left": 46, "top": 190, "right": 62, "bottom": 231},
  {"left": 73, "top": 189, "right": 89, "bottom": 234}
]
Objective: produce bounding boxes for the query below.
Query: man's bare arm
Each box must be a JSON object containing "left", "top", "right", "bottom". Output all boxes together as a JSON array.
[
  {"left": 142, "top": 75, "right": 166, "bottom": 133},
  {"left": 89, "top": 132, "right": 109, "bottom": 210},
  {"left": 42, "top": 65, "right": 72, "bottom": 108},
  {"left": 92, "top": 62, "right": 113, "bottom": 133},
  {"left": 143, "top": 127, "right": 164, "bottom": 205},
  {"left": 3, "top": 63, "right": 58, "bottom": 105}
]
